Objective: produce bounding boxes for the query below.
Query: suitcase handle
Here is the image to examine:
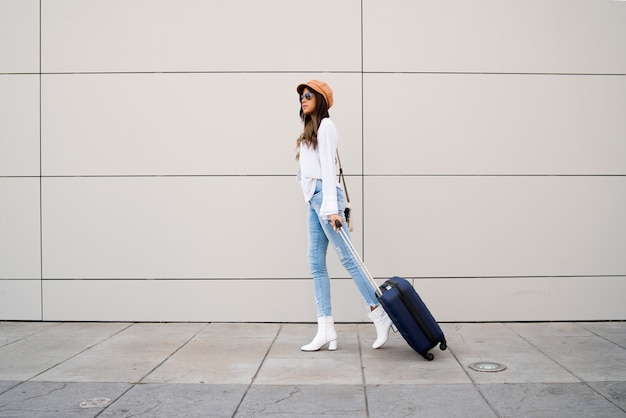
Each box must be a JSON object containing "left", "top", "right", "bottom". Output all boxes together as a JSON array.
[{"left": 333, "top": 220, "right": 382, "bottom": 298}]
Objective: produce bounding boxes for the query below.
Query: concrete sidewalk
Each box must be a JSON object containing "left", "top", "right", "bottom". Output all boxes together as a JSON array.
[{"left": 0, "top": 321, "right": 624, "bottom": 417}]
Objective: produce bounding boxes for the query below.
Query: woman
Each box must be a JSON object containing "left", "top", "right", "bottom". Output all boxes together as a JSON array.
[{"left": 295, "top": 80, "right": 393, "bottom": 351}]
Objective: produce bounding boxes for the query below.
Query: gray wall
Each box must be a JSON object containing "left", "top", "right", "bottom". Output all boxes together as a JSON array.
[{"left": 1, "top": 0, "right": 625, "bottom": 322}]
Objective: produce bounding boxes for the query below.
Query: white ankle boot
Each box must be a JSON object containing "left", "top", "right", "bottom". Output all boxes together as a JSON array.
[
  {"left": 301, "top": 316, "right": 338, "bottom": 351},
  {"left": 368, "top": 305, "right": 393, "bottom": 349}
]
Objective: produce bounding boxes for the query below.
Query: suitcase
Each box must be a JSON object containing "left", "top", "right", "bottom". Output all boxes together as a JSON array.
[
  {"left": 335, "top": 221, "right": 447, "bottom": 360},
  {"left": 378, "top": 276, "right": 447, "bottom": 360}
]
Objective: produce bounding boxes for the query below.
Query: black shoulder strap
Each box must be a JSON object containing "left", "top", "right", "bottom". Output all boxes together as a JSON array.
[{"left": 336, "top": 149, "right": 350, "bottom": 203}]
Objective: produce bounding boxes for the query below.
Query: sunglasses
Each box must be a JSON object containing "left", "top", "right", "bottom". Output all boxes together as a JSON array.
[{"left": 300, "top": 92, "right": 313, "bottom": 101}]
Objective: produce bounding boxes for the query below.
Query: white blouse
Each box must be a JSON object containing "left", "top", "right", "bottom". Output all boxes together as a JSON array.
[{"left": 296, "top": 118, "right": 342, "bottom": 220}]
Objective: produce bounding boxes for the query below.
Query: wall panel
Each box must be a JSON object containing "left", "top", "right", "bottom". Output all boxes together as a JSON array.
[
  {"left": 0, "top": 75, "right": 40, "bottom": 176},
  {"left": 41, "top": 0, "right": 361, "bottom": 73},
  {"left": 42, "top": 279, "right": 367, "bottom": 322},
  {"left": 0, "top": 280, "right": 41, "bottom": 320},
  {"left": 41, "top": 73, "right": 363, "bottom": 176},
  {"left": 416, "top": 276, "right": 626, "bottom": 322},
  {"left": 0, "top": 0, "right": 39, "bottom": 73},
  {"left": 42, "top": 176, "right": 364, "bottom": 280},
  {"left": 0, "top": 178, "right": 41, "bottom": 279},
  {"left": 363, "top": 176, "right": 626, "bottom": 278},
  {"left": 363, "top": 73, "right": 626, "bottom": 175},
  {"left": 363, "top": 0, "right": 626, "bottom": 74}
]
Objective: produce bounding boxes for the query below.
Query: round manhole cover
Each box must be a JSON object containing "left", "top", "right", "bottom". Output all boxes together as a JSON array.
[{"left": 468, "top": 361, "right": 507, "bottom": 372}]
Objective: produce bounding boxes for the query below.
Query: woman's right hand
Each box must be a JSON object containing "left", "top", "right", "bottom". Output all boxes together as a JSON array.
[{"left": 330, "top": 214, "right": 343, "bottom": 231}]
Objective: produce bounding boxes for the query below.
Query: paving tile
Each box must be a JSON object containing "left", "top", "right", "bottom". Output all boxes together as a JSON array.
[
  {"left": 0, "top": 381, "right": 130, "bottom": 418},
  {"left": 0, "top": 381, "right": 19, "bottom": 395},
  {"left": 33, "top": 322, "right": 204, "bottom": 383},
  {"left": 236, "top": 384, "right": 365, "bottom": 417},
  {"left": 580, "top": 322, "right": 626, "bottom": 348},
  {"left": 443, "top": 322, "right": 543, "bottom": 354},
  {"left": 588, "top": 381, "right": 626, "bottom": 411},
  {"left": 443, "top": 323, "right": 579, "bottom": 384},
  {"left": 461, "top": 352, "right": 579, "bottom": 385},
  {"left": 367, "top": 384, "right": 497, "bottom": 417},
  {"left": 361, "top": 331, "right": 469, "bottom": 385},
  {"left": 100, "top": 383, "right": 247, "bottom": 418},
  {"left": 256, "top": 324, "right": 363, "bottom": 385},
  {"left": 143, "top": 336, "right": 273, "bottom": 384},
  {"left": 256, "top": 354, "right": 363, "bottom": 386},
  {"left": 508, "top": 322, "right": 626, "bottom": 382},
  {"left": 0, "top": 322, "right": 61, "bottom": 347},
  {"left": 479, "top": 382, "right": 626, "bottom": 418},
  {"left": 0, "top": 323, "right": 130, "bottom": 381},
  {"left": 516, "top": 334, "right": 626, "bottom": 382},
  {"left": 441, "top": 323, "right": 527, "bottom": 359}
]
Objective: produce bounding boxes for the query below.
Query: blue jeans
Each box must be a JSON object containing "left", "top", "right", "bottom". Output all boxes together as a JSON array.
[{"left": 307, "top": 180, "right": 379, "bottom": 317}]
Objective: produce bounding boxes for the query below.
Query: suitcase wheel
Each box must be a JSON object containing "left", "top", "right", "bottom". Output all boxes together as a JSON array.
[
  {"left": 423, "top": 352, "right": 434, "bottom": 361},
  {"left": 440, "top": 339, "right": 447, "bottom": 351}
]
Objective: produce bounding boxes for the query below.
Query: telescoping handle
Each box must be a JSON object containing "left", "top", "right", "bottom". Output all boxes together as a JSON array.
[{"left": 334, "top": 220, "right": 382, "bottom": 298}]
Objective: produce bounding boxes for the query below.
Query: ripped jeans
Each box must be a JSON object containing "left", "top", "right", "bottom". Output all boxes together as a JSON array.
[{"left": 307, "top": 180, "right": 379, "bottom": 317}]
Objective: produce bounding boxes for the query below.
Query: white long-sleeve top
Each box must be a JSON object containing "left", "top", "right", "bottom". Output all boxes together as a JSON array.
[{"left": 296, "top": 118, "right": 342, "bottom": 220}]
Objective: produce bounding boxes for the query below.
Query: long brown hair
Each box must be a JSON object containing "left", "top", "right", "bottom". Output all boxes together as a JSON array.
[{"left": 295, "top": 88, "right": 330, "bottom": 160}]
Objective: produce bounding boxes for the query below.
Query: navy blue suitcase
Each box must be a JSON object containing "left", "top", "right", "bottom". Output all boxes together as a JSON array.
[
  {"left": 378, "top": 276, "right": 447, "bottom": 360},
  {"left": 335, "top": 222, "right": 447, "bottom": 360}
]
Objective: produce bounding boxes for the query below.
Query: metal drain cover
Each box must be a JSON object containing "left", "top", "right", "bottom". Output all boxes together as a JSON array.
[{"left": 468, "top": 361, "right": 507, "bottom": 372}]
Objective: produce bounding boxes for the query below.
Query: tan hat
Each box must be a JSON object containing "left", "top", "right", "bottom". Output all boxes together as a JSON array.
[{"left": 297, "top": 80, "right": 333, "bottom": 109}]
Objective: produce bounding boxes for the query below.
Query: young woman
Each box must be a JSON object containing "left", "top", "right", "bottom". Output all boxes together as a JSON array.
[{"left": 295, "top": 80, "right": 393, "bottom": 351}]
